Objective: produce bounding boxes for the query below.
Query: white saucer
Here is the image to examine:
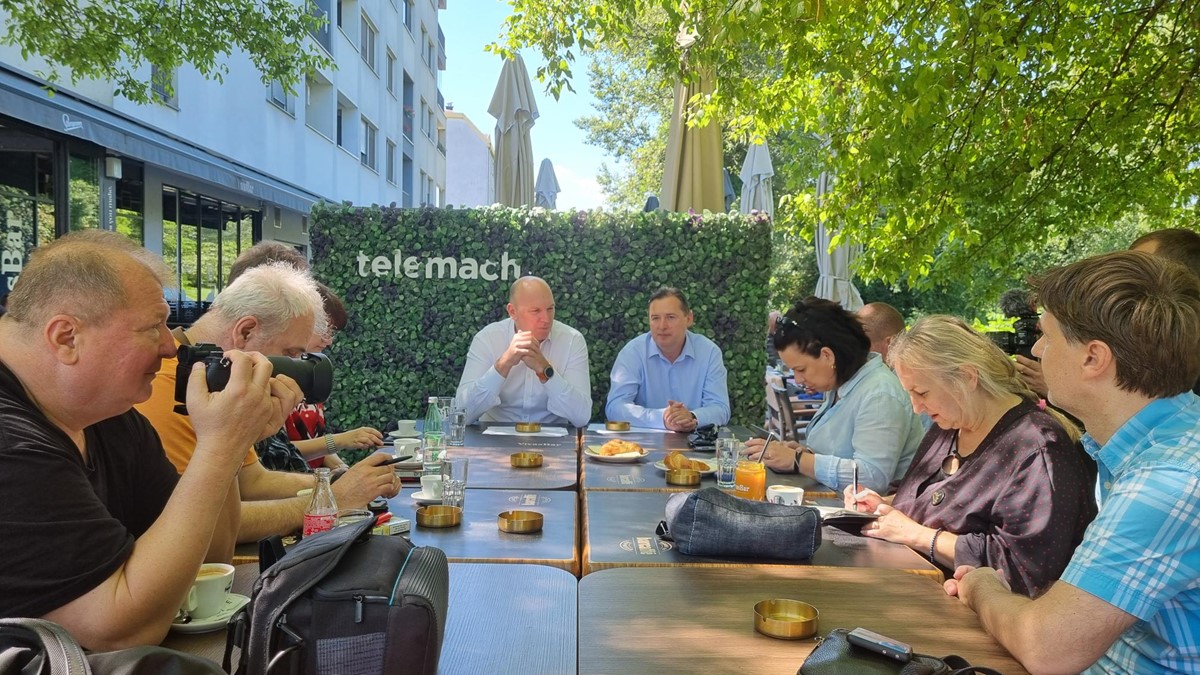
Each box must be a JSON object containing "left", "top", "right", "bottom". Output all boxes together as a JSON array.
[
  {"left": 388, "top": 430, "right": 420, "bottom": 439},
  {"left": 411, "top": 491, "right": 443, "bottom": 506},
  {"left": 171, "top": 593, "right": 250, "bottom": 634}
]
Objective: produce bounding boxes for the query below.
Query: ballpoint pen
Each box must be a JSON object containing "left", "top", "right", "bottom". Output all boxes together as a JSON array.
[{"left": 852, "top": 461, "right": 859, "bottom": 497}]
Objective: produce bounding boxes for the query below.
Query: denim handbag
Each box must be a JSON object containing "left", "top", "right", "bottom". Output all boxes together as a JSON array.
[{"left": 660, "top": 487, "right": 821, "bottom": 559}]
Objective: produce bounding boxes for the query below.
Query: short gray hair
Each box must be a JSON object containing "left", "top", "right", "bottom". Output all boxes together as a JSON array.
[{"left": 209, "top": 262, "right": 325, "bottom": 339}]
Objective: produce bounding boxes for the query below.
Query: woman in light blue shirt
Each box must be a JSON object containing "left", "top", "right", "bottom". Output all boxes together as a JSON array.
[{"left": 744, "top": 297, "right": 923, "bottom": 492}]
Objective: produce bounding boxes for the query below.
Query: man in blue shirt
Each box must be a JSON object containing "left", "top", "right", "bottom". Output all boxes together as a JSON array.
[
  {"left": 948, "top": 250, "right": 1200, "bottom": 674},
  {"left": 606, "top": 287, "right": 730, "bottom": 431}
]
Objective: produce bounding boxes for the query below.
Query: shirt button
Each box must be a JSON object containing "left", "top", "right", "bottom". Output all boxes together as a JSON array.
[{"left": 1103, "top": 482, "right": 1112, "bottom": 490}]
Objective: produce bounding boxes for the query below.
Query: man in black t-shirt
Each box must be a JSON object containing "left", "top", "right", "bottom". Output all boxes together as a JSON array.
[{"left": 0, "top": 231, "right": 301, "bottom": 650}]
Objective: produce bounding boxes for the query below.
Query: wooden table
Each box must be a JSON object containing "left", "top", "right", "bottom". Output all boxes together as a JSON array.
[
  {"left": 388, "top": 488, "right": 580, "bottom": 573},
  {"left": 582, "top": 491, "right": 940, "bottom": 579},
  {"left": 443, "top": 444, "right": 579, "bottom": 490},
  {"left": 578, "top": 566, "right": 1026, "bottom": 675},
  {"left": 165, "top": 563, "right": 578, "bottom": 675}
]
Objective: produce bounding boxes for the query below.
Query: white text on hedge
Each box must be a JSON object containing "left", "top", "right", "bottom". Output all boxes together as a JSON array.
[{"left": 356, "top": 251, "right": 522, "bottom": 281}]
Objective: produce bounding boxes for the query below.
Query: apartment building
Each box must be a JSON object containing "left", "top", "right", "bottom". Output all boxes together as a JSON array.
[
  {"left": 0, "top": 0, "right": 447, "bottom": 320},
  {"left": 444, "top": 109, "right": 495, "bottom": 207}
]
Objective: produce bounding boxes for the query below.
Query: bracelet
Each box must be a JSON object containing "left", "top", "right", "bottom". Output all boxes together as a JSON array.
[
  {"left": 929, "top": 527, "right": 945, "bottom": 563},
  {"left": 324, "top": 433, "right": 337, "bottom": 455},
  {"left": 792, "top": 448, "right": 803, "bottom": 474}
]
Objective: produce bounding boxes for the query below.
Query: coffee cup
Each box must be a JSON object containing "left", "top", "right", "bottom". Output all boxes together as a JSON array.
[
  {"left": 766, "top": 485, "right": 805, "bottom": 506},
  {"left": 395, "top": 420, "right": 418, "bottom": 437},
  {"left": 180, "top": 563, "right": 235, "bottom": 620},
  {"left": 393, "top": 438, "right": 420, "bottom": 456},
  {"left": 420, "top": 475, "right": 443, "bottom": 499}
]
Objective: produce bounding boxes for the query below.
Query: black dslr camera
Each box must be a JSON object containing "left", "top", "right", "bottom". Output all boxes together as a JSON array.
[
  {"left": 987, "top": 289, "right": 1040, "bottom": 360},
  {"left": 173, "top": 343, "right": 334, "bottom": 414}
]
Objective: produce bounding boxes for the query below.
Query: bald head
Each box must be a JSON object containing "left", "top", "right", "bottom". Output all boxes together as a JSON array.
[
  {"left": 507, "top": 276, "right": 556, "bottom": 340},
  {"left": 5, "top": 230, "right": 172, "bottom": 330},
  {"left": 857, "top": 302, "right": 905, "bottom": 361}
]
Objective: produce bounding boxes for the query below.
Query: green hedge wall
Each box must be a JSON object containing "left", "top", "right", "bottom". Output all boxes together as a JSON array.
[{"left": 309, "top": 203, "right": 773, "bottom": 438}]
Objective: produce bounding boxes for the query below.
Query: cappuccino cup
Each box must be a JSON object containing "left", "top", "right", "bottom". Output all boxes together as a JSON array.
[
  {"left": 766, "top": 485, "right": 805, "bottom": 506},
  {"left": 180, "top": 563, "right": 234, "bottom": 620},
  {"left": 393, "top": 438, "right": 421, "bottom": 456},
  {"left": 420, "top": 475, "right": 444, "bottom": 499},
  {"left": 395, "top": 420, "right": 418, "bottom": 437}
]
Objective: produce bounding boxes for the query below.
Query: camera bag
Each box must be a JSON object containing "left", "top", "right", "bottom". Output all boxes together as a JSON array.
[
  {"left": 224, "top": 517, "right": 448, "bottom": 675},
  {"left": 659, "top": 487, "right": 822, "bottom": 560}
]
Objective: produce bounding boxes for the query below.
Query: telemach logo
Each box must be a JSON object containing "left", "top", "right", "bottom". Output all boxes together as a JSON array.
[{"left": 356, "top": 251, "right": 521, "bottom": 281}]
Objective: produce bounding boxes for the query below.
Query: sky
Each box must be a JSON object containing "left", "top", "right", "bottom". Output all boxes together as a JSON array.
[{"left": 438, "top": 1, "right": 610, "bottom": 210}]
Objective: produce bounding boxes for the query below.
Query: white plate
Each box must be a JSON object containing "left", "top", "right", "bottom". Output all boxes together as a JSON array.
[
  {"left": 171, "top": 593, "right": 250, "bottom": 634},
  {"left": 411, "top": 491, "right": 442, "bottom": 505},
  {"left": 583, "top": 445, "right": 649, "bottom": 463},
  {"left": 653, "top": 457, "right": 718, "bottom": 476},
  {"left": 387, "top": 430, "right": 420, "bottom": 439}
]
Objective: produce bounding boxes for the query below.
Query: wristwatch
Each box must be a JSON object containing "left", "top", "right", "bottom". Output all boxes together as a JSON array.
[{"left": 543, "top": 366, "right": 555, "bottom": 380}]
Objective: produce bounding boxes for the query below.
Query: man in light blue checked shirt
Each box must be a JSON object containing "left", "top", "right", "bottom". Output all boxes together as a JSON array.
[
  {"left": 606, "top": 287, "right": 730, "bottom": 431},
  {"left": 947, "top": 250, "right": 1200, "bottom": 674}
]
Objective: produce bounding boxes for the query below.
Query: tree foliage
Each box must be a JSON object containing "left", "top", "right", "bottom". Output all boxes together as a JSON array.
[
  {"left": 0, "top": 0, "right": 331, "bottom": 103},
  {"left": 499, "top": 0, "right": 1200, "bottom": 294}
]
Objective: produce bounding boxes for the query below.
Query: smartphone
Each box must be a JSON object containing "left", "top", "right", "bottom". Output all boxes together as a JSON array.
[{"left": 847, "top": 627, "right": 913, "bottom": 663}]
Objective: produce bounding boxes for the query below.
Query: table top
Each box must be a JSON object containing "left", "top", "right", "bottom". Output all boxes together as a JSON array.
[
  {"left": 442, "top": 444, "right": 579, "bottom": 490},
  {"left": 388, "top": 488, "right": 580, "bottom": 573},
  {"left": 578, "top": 566, "right": 1026, "bottom": 675},
  {"left": 582, "top": 491, "right": 940, "bottom": 579},
  {"left": 164, "top": 563, "right": 578, "bottom": 675},
  {"left": 466, "top": 425, "right": 580, "bottom": 454}
]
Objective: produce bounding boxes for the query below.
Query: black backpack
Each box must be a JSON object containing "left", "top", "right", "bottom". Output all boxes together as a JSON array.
[
  {"left": 224, "top": 517, "right": 449, "bottom": 675},
  {"left": 0, "top": 617, "right": 222, "bottom": 675}
]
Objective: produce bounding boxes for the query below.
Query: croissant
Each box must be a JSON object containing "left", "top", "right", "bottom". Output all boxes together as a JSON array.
[
  {"left": 663, "top": 451, "right": 705, "bottom": 470},
  {"left": 599, "top": 439, "right": 644, "bottom": 456}
]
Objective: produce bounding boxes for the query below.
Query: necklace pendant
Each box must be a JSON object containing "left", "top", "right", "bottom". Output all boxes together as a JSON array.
[{"left": 931, "top": 490, "right": 945, "bottom": 506}]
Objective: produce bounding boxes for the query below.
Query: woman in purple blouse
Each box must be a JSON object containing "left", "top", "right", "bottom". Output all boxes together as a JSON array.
[{"left": 845, "top": 315, "right": 1097, "bottom": 597}]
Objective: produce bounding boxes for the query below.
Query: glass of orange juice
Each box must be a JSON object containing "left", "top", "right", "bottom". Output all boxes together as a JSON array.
[{"left": 734, "top": 461, "right": 766, "bottom": 500}]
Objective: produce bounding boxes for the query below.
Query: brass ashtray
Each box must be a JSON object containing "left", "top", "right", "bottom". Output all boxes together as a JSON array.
[
  {"left": 510, "top": 452, "right": 544, "bottom": 468},
  {"left": 515, "top": 422, "right": 542, "bottom": 433},
  {"left": 415, "top": 505, "right": 462, "bottom": 529},
  {"left": 753, "top": 599, "right": 819, "bottom": 640},
  {"left": 605, "top": 420, "right": 631, "bottom": 431},
  {"left": 497, "top": 510, "right": 543, "bottom": 534},
  {"left": 665, "top": 468, "right": 701, "bottom": 486}
]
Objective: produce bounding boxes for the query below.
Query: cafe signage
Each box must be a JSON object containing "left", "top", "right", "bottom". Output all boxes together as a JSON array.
[{"left": 356, "top": 250, "right": 521, "bottom": 281}]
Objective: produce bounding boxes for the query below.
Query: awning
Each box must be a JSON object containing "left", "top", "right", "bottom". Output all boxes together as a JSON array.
[{"left": 0, "top": 65, "right": 322, "bottom": 213}]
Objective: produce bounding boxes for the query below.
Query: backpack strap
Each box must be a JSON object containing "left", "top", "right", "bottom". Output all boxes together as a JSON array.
[
  {"left": 0, "top": 617, "right": 91, "bottom": 675},
  {"left": 943, "top": 654, "right": 1004, "bottom": 675}
]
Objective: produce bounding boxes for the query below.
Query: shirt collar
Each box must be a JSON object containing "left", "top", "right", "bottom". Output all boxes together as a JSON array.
[
  {"left": 834, "top": 352, "right": 885, "bottom": 400},
  {"left": 509, "top": 318, "right": 556, "bottom": 345},
  {"left": 648, "top": 331, "right": 693, "bottom": 363},
  {"left": 1083, "top": 393, "right": 1196, "bottom": 472}
]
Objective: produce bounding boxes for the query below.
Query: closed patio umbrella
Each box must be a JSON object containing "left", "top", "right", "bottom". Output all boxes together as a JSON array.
[
  {"left": 534, "top": 158, "right": 560, "bottom": 209},
  {"left": 661, "top": 74, "right": 725, "bottom": 213},
  {"left": 739, "top": 141, "right": 774, "bottom": 217},
  {"left": 813, "top": 170, "right": 863, "bottom": 310},
  {"left": 488, "top": 55, "right": 539, "bottom": 207}
]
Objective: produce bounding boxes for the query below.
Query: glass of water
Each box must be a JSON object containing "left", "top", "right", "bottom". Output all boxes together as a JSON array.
[
  {"left": 441, "top": 456, "right": 469, "bottom": 508},
  {"left": 447, "top": 399, "right": 467, "bottom": 447},
  {"left": 437, "top": 396, "right": 455, "bottom": 436},
  {"left": 716, "top": 438, "right": 739, "bottom": 490},
  {"left": 422, "top": 432, "right": 445, "bottom": 476}
]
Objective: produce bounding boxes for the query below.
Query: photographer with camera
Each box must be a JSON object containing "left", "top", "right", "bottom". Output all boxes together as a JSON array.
[
  {"left": 0, "top": 232, "right": 300, "bottom": 649},
  {"left": 137, "top": 263, "right": 400, "bottom": 546}
]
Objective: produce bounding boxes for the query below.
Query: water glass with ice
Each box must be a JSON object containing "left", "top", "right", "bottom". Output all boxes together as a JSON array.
[
  {"left": 716, "top": 438, "right": 739, "bottom": 490},
  {"left": 441, "top": 456, "right": 469, "bottom": 508}
]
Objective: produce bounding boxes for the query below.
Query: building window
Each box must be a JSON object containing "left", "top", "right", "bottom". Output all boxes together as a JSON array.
[
  {"left": 150, "top": 65, "right": 178, "bottom": 108},
  {"left": 336, "top": 105, "right": 345, "bottom": 147},
  {"left": 360, "top": 14, "right": 377, "bottom": 71},
  {"left": 403, "top": 0, "right": 413, "bottom": 31},
  {"left": 386, "top": 49, "right": 396, "bottom": 94},
  {"left": 361, "top": 118, "right": 377, "bottom": 170},
  {"left": 267, "top": 80, "right": 295, "bottom": 115},
  {"left": 421, "top": 28, "right": 430, "bottom": 67},
  {"left": 161, "top": 185, "right": 259, "bottom": 325},
  {"left": 386, "top": 139, "right": 396, "bottom": 184}
]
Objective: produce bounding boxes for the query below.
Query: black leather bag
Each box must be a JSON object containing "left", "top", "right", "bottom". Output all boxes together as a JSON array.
[
  {"left": 225, "top": 517, "right": 449, "bottom": 675},
  {"left": 687, "top": 424, "right": 718, "bottom": 449},
  {"left": 660, "top": 487, "right": 822, "bottom": 560},
  {"left": 799, "top": 628, "right": 1003, "bottom": 675}
]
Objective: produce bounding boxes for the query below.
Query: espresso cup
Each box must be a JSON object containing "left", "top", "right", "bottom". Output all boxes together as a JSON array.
[
  {"left": 766, "top": 485, "right": 805, "bottom": 506},
  {"left": 420, "top": 475, "right": 444, "bottom": 499},
  {"left": 393, "top": 438, "right": 420, "bottom": 456},
  {"left": 395, "top": 420, "right": 419, "bottom": 437},
  {"left": 180, "top": 563, "right": 235, "bottom": 620}
]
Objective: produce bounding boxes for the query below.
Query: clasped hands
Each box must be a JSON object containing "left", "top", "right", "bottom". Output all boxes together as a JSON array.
[
  {"left": 662, "top": 400, "right": 698, "bottom": 432},
  {"left": 496, "top": 330, "right": 550, "bottom": 378}
]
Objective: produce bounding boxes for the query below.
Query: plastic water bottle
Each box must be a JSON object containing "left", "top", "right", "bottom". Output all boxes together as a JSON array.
[
  {"left": 423, "top": 396, "right": 444, "bottom": 440},
  {"left": 302, "top": 468, "right": 338, "bottom": 537}
]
